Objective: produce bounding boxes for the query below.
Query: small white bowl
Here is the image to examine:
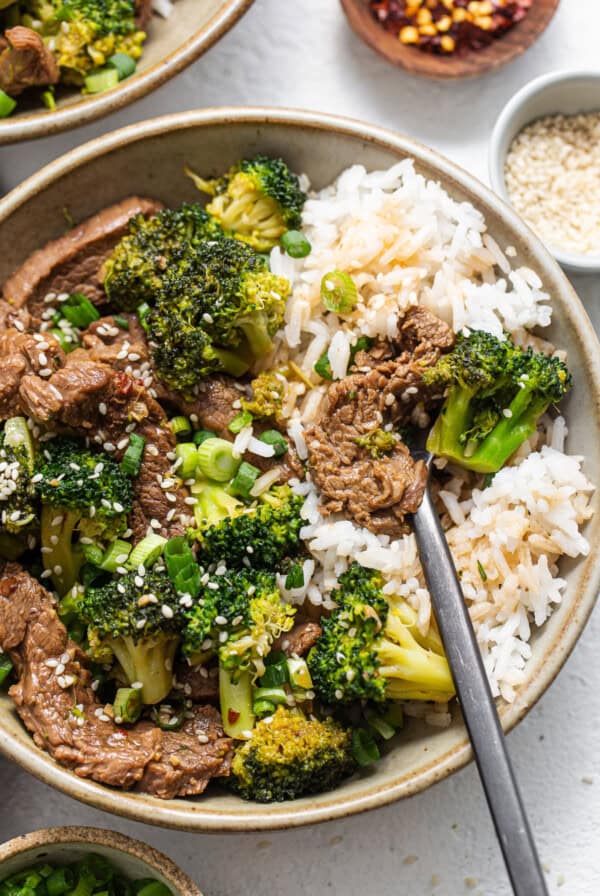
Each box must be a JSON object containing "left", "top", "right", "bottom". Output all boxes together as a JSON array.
[{"left": 489, "top": 70, "right": 600, "bottom": 274}]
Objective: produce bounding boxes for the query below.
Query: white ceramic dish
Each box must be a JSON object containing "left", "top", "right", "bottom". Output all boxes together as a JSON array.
[{"left": 489, "top": 70, "right": 600, "bottom": 274}]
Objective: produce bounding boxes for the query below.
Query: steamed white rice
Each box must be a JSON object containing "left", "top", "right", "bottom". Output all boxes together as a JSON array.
[{"left": 269, "top": 161, "right": 594, "bottom": 704}]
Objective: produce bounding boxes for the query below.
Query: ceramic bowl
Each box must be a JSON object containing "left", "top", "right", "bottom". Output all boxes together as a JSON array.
[
  {"left": 0, "top": 0, "right": 253, "bottom": 145},
  {"left": 489, "top": 70, "right": 600, "bottom": 274},
  {"left": 0, "top": 827, "right": 202, "bottom": 895},
  {"left": 0, "top": 108, "right": 599, "bottom": 831}
]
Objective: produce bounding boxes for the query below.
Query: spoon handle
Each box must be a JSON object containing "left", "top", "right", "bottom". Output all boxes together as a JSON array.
[{"left": 411, "top": 478, "right": 549, "bottom": 896}]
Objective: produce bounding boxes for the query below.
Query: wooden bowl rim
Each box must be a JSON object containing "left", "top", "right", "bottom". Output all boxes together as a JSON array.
[{"left": 340, "top": 0, "right": 561, "bottom": 80}]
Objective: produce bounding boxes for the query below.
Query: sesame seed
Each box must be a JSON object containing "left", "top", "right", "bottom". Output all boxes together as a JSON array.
[
  {"left": 161, "top": 604, "right": 174, "bottom": 619},
  {"left": 502, "top": 408, "right": 513, "bottom": 418},
  {"left": 99, "top": 403, "right": 107, "bottom": 415}
]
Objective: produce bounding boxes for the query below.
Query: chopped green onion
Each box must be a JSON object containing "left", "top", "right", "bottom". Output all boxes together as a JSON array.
[
  {"left": 193, "top": 429, "right": 216, "bottom": 446},
  {"left": 229, "top": 460, "right": 260, "bottom": 499},
  {"left": 113, "top": 315, "right": 130, "bottom": 330},
  {"left": 287, "top": 657, "right": 313, "bottom": 690},
  {"left": 121, "top": 433, "right": 146, "bottom": 477},
  {"left": 228, "top": 411, "right": 253, "bottom": 434},
  {"left": 351, "top": 728, "right": 380, "bottom": 767},
  {"left": 84, "top": 66, "right": 119, "bottom": 94},
  {"left": 49, "top": 327, "right": 79, "bottom": 353},
  {"left": 164, "top": 537, "right": 201, "bottom": 596},
  {"left": 42, "top": 86, "right": 56, "bottom": 111},
  {"left": 285, "top": 563, "right": 304, "bottom": 590},
  {"left": 68, "top": 867, "right": 96, "bottom": 896},
  {"left": 151, "top": 703, "right": 185, "bottom": 732},
  {"left": 320, "top": 270, "right": 358, "bottom": 314},
  {"left": 259, "top": 429, "right": 288, "bottom": 457},
  {"left": 314, "top": 351, "right": 333, "bottom": 380},
  {"left": 81, "top": 542, "right": 104, "bottom": 566},
  {"left": 4, "top": 416, "right": 35, "bottom": 468},
  {"left": 46, "top": 867, "right": 75, "bottom": 896},
  {"left": 61, "top": 293, "right": 100, "bottom": 328},
  {"left": 175, "top": 443, "right": 198, "bottom": 479},
  {"left": 252, "top": 686, "right": 288, "bottom": 705},
  {"left": 253, "top": 698, "right": 276, "bottom": 717},
  {"left": 107, "top": 52, "right": 137, "bottom": 80},
  {"left": 137, "top": 301, "right": 151, "bottom": 332},
  {"left": 100, "top": 539, "right": 131, "bottom": 572},
  {"left": 127, "top": 534, "right": 166, "bottom": 569},
  {"left": 382, "top": 703, "right": 404, "bottom": 730},
  {"left": 0, "top": 653, "right": 14, "bottom": 687},
  {"left": 368, "top": 715, "right": 396, "bottom": 741},
  {"left": 113, "top": 687, "right": 142, "bottom": 724},
  {"left": 135, "top": 883, "right": 173, "bottom": 896},
  {"left": 169, "top": 416, "right": 192, "bottom": 439},
  {"left": 477, "top": 560, "right": 488, "bottom": 582},
  {"left": 80, "top": 853, "right": 114, "bottom": 886},
  {"left": 197, "top": 437, "right": 240, "bottom": 482},
  {"left": 259, "top": 657, "right": 288, "bottom": 688},
  {"left": 281, "top": 230, "right": 311, "bottom": 258},
  {"left": 0, "top": 89, "right": 16, "bottom": 118}
]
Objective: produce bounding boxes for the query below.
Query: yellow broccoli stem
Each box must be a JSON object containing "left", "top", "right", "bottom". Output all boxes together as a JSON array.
[
  {"left": 40, "top": 504, "right": 82, "bottom": 596},
  {"left": 377, "top": 607, "right": 456, "bottom": 702},
  {"left": 110, "top": 635, "right": 179, "bottom": 705}
]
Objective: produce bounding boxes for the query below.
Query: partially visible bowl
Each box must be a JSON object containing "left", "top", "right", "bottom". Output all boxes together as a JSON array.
[
  {"left": 0, "top": 827, "right": 202, "bottom": 896},
  {"left": 0, "top": 0, "right": 253, "bottom": 145},
  {"left": 489, "top": 70, "right": 600, "bottom": 274}
]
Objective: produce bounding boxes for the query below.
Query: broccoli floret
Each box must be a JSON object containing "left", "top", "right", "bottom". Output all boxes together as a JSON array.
[
  {"left": 308, "top": 563, "right": 455, "bottom": 706},
  {"left": 24, "top": 0, "right": 146, "bottom": 80},
  {"left": 146, "top": 237, "right": 290, "bottom": 391},
  {"left": 193, "top": 484, "right": 304, "bottom": 570},
  {"left": 354, "top": 427, "right": 397, "bottom": 458},
  {"left": 182, "top": 568, "right": 295, "bottom": 736},
  {"left": 103, "top": 203, "right": 224, "bottom": 312},
  {"left": 240, "top": 370, "right": 285, "bottom": 421},
  {"left": 229, "top": 706, "right": 355, "bottom": 802},
  {"left": 0, "top": 417, "right": 37, "bottom": 540},
  {"left": 424, "top": 331, "right": 572, "bottom": 473},
  {"left": 186, "top": 155, "right": 306, "bottom": 252},
  {"left": 79, "top": 568, "right": 184, "bottom": 705},
  {"left": 35, "top": 438, "right": 133, "bottom": 595}
]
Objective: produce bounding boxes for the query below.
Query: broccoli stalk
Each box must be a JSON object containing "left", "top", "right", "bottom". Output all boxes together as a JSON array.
[
  {"left": 79, "top": 569, "right": 185, "bottom": 705},
  {"left": 186, "top": 155, "right": 306, "bottom": 252},
  {"left": 424, "top": 330, "right": 572, "bottom": 473},
  {"left": 229, "top": 705, "right": 355, "bottom": 802},
  {"left": 308, "top": 563, "right": 455, "bottom": 706},
  {"left": 0, "top": 417, "right": 37, "bottom": 557},
  {"left": 35, "top": 438, "right": 133, "bottom": 594},
  {"left": 182, "top": 568, "right": 296, "bottom": 737}
]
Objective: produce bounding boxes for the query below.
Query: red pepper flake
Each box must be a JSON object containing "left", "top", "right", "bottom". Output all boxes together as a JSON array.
[
  {"left": 228, "top": 709, "right": 240, "bottom": 724},
  {"left": 115, "top": 372, "right": 133, "bottom": 395},
  {"left": 369, "top": 0, "right": 533, "bottom": 56}
]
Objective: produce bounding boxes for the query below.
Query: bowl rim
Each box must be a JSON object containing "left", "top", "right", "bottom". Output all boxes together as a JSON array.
[
  {"left": 0, "top": 0, "right": 254, "bottom": 146},
  {"left": 0, "top": 826, "right": 203, "bottom": 896},
  {"left": 0, "top": 106, "right": 599, "bottom": 831},
  {"left": 489, "top": 68, "right": 600, "bottom": 274}
]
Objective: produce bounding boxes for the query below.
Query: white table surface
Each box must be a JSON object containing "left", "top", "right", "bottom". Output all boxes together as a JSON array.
[{"left": 1, "top": 1, "right": 599, "bottom": 893}]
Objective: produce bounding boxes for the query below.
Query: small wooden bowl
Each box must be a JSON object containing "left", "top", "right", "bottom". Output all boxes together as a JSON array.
[{"left": 340, "top": 0, "right": 561, "bottom": 79}]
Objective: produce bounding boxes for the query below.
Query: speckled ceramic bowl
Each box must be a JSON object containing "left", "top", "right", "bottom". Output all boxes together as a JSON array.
[
  {"left": 0, "top": 827, "right": 202, "bottom": 895},
  {"left": 0, "top": 108, "right": 598, "bottom": 831},
  {"left": 0, "top": 0, "right": 253, "bottom": 145}
]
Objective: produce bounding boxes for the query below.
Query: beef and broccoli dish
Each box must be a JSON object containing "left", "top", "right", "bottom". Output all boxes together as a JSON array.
[{"left": 0, "top": 153, "right": 591, "bottom": 804}]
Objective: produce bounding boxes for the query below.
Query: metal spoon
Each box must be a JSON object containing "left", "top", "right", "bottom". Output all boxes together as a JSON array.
[{"left": 410, "top": 449, "right": 549, "bottom": 896}]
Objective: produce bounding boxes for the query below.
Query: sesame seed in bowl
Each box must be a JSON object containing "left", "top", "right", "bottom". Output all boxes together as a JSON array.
[{"left": 489, "top": 70, "right": 600, "bottom": 274}]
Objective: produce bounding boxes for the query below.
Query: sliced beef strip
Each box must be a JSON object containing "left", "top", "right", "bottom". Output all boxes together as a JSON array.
[
  {"left": 172, "top": 662, "right": 219, "bottom": 703},
  {"left": 274, "top": 620, "right": 322, "bottom": 657},
  {"left": 306, "top": 308, "right": 454, "bottom": 537},
  {"left": 18, "top": 354, "right": 190, "bottom": 542},
  {"left": 0, "top": 327, "right": 65, "bottom": 420},
  {"left": 136, "top": 705, "right": 233, "bottom": 800},
  {"left": 0, "top": 300, "right": 31, "bottom": 335},
  {"left": 135, "top": 0, "right": 154, "bottom": 28},
  {"left": 0, "top": 563, "right": 233, "bottom": 796},
  {"left": 0, "top": 27, "right": 59, "bottom": 97},
  {"left": 82, "top": 314, "right": 151, "bottom": 371},
  {"left": 2, "top": 197, "right": 163, "bottom": 322}
]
